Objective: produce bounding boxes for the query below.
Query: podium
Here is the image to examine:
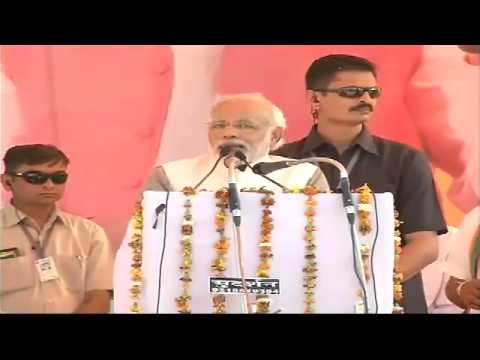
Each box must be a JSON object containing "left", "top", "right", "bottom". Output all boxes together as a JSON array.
[{"left": 114, "top": 190, "right": 395, "bottom": 313}]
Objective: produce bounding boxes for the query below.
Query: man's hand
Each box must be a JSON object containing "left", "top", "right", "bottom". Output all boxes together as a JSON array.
[
  {"left": 446, "top": 277, "right": 480, "bottom": 310},
  {"left": 74, "top": 290, "right": 112, "bottom": 314},
  {"left": 458, "top": 279, "right": 480, "bottom": 310}
]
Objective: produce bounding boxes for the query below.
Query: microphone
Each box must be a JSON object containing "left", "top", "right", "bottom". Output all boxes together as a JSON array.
[
  {"left": 298, "top": 157, "right": 369, "bottom": 312},
  {"left": 297, "top": 157, "right": 355, "bottom": 224},
  {"left": 218, "top": 144, "right": 251, "bottom": 311},
  {"left": 224, "top": 150, "right": 247, "bottom": 169},
  {"left": 220, "top": 146, "right": 247, "bottom": 227},
  {"left": 254, "top": 156, "right": 370, "bottom": 312},
  {"left": 152, "top": 203, "right": 166, "bottom": 229},
  {"left": 227, "top": 150, "right": 245, "bottom": 226},
  {"left": 219, "top": 144, "right": 235, "bottom": 157},
  {"left": 253, "top": 157, "right": 354, "bottom": 222},
  {"left": 222, "top": 146, "right": 247, "bottom": 171},
  {"left": 339, "top": 176, "right": 355, "bottom": 225},
  {"left": 251, "top": 160, "right": 293, "bottom": 175},
  {"left": 194, "top": 144, "right": 246, "bottom": 190}
]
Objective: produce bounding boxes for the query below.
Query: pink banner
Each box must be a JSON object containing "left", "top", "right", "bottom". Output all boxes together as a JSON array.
[{"left": 1, "top": 45, "right": 478, "bottom": 247}]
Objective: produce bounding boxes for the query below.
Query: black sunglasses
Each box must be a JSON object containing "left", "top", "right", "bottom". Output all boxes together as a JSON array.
[
  {"left": 314, "top": 86, "right": 381, "bottom": 99},
  {"left": 9, "top": 171, "right": 69, "bottom": 185}
]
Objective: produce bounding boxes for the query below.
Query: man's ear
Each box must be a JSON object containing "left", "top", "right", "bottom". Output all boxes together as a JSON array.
[
  {"left": 307, "top": 90, "right": 321, "bottom": 122},
  {"left": 1, "top": 174, "right": 13, "bottom": 192},
  {"left": 270, "top": 127, "right": 284, "bottom": 151},
  {"left": 306, "top": 90, "right": 321, "bottom": 104}
]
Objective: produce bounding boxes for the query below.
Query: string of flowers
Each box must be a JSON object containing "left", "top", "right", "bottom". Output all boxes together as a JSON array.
[
  {"left": 255, "top": 189, "right": 275, "bottom": 313},
  {"left": 354, "top": 184, "right": 373, "bottom": 312},
  {"left": 211, "top": 188, "right": 230, "bottom": 313},
  {"left": 302, "top": 185, "right": 321, "bottom": 313},
  {"left": 356, "top": 184, "right": 373, "bottom": 235},
  {"left": 393, "top": 209, "right": 404, "bottom": 314},
  {"left": 129, "top": 200, "right": 144, "bottom": 313},
  {"left": 175, "top": 186, "right": 196, "bottom": 313}
]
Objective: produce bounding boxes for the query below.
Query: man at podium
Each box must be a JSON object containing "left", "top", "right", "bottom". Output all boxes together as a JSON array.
[{"left": 143, "top": 93, "right": 330, "bottom": 192}]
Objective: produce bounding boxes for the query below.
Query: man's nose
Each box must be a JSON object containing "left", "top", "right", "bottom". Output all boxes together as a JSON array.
[
  {"left": 359, "top": 90, "right": 373, "bottom": 101},
  {"left": 360, "top": 89, "right": 377, "bottom": 103},
  {"left": 222, "top": 125, "right": 240, "bottom": 139},
  {"left": 42, "top": 178, "right": 56, "bottom": 188},
  {"left": 357, "top": 98, "right": 373, "bottom": 110}
]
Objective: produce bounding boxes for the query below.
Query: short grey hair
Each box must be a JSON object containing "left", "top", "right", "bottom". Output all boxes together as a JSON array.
[{"left": 212, "top": 93, "right": 287, "bottom": 130}]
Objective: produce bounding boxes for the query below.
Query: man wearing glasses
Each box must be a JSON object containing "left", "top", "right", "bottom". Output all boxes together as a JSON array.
[
  {"left": 0, "top": 144, "right": 113, "bottom": 313},
  {"left": 143, "top": 93, "right": 330, "bottom": 193},
  {"left": 273, "top": 54, "right": 447, "bottom": 313}
]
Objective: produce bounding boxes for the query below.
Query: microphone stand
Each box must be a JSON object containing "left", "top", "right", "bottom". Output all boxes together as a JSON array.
[
  {"left": 276, "top": 157, "right": 371, "bottom": 313},
  {"left": 226, "top": 155, "right": 253, "bottom": 314},
  {"left": 251, "top": 156, "right": 376, "bottom": 312}
]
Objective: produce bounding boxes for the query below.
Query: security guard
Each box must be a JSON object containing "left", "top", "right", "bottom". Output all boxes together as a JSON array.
[{"left": 0, "top": 144, "right": 113, "bottom": 313}]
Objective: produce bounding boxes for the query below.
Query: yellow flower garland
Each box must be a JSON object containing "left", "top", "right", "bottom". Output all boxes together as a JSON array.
[
  {"left": 175, "top": 186, "right": 196, "bottom": 313},
  {"left": 211, "top": 188, "right": 230, "bottom": 313},
  {"left": 129, "top": 200, "right": 144, "bottom": 313},
  {"left": 393, "top": 209, "right": 404, "bottom": 314},
  {"left": 128, "top": 186, "right": 401, "bottom": 314}
]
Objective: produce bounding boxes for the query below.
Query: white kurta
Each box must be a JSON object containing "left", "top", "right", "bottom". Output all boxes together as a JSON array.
[{"left": 155, "top": 154, "right": 330, "bottom": 192}]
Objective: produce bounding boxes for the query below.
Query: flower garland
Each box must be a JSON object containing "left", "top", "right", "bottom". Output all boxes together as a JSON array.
[
  {"left": 393, "top": 209, "right": 404, "bottom": 314},
  {"left": 354, "top": 184, "right": 373, "bottom": 312},
  {"left": 302, "top": 185, "right": 321, "bottom": 313},
  {"left": 129, "top": 200, "right": 144, "bottom": 313},
  {"left": 175, "top": 186, "right": 196, "bottom": 313},
  {"left": 211, "top": 188, "right": 230, "bottom": 313},
  {"left": 354, "top": 243, "right": 372, "bottom": 313},
  {"left": 255, "top": 189, "right": 275, "bottom": 313},
  {"left": 356, "top": 184, "right": 373, "bottom": 235},
  {"left": 131, "top": 185, "right": 400, "bottom": 314}
]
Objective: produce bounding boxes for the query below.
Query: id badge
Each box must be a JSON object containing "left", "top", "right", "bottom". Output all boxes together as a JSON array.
[{"left": 35, "top": 256, "right": 60, "bottom": 282}]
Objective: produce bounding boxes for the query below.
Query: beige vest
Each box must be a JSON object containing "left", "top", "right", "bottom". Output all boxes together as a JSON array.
[{"left": 161, "top": 154, "right": 328, "bottom": 192}]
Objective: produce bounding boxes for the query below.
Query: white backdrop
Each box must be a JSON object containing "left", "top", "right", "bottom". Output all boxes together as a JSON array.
[{"left": 114, "top": 191, "right": 395, "bottom": 313}]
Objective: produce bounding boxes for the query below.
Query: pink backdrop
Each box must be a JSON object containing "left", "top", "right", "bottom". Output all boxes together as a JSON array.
[{"left": 1, "top": 45, "right": 478, "bottom": 249}]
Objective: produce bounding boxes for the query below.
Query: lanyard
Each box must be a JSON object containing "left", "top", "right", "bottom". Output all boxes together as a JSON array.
[
  {"left": 310, "top": 147, "right": 362, "bottom": 190},
  {"left": 16, "top": 210, "right": 56, "bottom": 259},
  {"left": 336, "top": 147, "right": 361, "bottom": 190}
]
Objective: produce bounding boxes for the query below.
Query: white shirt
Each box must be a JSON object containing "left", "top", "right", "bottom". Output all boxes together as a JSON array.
[{"left": 146, "top": 153, "right": 330, "bottom": 193}]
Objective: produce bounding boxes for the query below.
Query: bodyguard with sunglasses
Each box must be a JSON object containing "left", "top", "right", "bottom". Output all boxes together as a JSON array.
[
  {"left": 0, "top": 144, "right": 113, "bottom": 313},
  {"left": 273, "top": 54, "right": 447, "bottom": 313}
]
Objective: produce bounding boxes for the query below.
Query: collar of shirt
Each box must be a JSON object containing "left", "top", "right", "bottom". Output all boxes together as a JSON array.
[
  {"left": 1, "top": 201, "right": 66, "bottom": 229},
  {"left": 303, "top": 125, "right": 380, "bottom": 157}
]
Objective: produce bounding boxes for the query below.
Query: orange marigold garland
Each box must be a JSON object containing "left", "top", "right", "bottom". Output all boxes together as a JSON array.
[
  {"left": 351, "top": 184, "right": 375, "bottom": 312},
  {"left": 175, "top": 186, "right": 196, "bottom": 313},
  {"left": 302, "top": 185, "right": 321, "bottom": 313},
  {"left": 356, "top": 184, "right": 373, "bottom": 235},
  {"left": 256, "top": 190, "right": 275, "bottom": 313},
  {"left": 356, "top": 185, "right": 373, "bottom": 311},
  {"left": 211, "top": 188, "right": 230, "bottom": 313},
  {"left": 129, "top": 200, "right": 144, "bottom": 313},
  {"left": 393, "top": 209, "right": 404, "bottom": 313}
]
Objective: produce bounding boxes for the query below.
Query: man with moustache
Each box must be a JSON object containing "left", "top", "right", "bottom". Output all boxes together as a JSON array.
[
  {"left": 113, "top": 93, "right": 330, "bottom": 313},
  {"left": 273, "top": 55, "right": 447, "bottom": 313},
  {"left": 143, "top": 93, "right": 329, "bottom": 192}
]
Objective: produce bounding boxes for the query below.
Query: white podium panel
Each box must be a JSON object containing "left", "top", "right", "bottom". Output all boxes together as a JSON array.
[{"left": 114, "top": 191, "right": 394, "bottom": 313}]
